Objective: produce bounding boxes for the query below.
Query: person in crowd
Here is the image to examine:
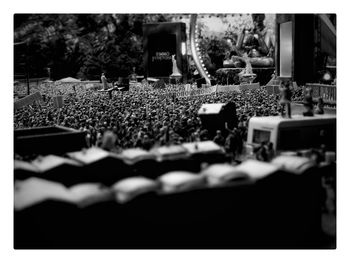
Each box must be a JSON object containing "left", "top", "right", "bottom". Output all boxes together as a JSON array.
[
  {"left": 213, "top": 130, "right": 225, "bottom": 147},
  {"left": 303, "top": 90, "right": 314, "bottom": 116},
  {"left": 266, "top": 142, "right": 275, "bottom": 161},
  {"left": 315, "top": 97, "right": 325, "bottom": 114},
  {"left": 279, "top": 79, "right": 292, "bottom": 118},
  {"left": 255, "top": 141, "right": 269, "bottom": 162},
  {"left": 14, "top": 82, "right": 298, "bottom": 156},
  {"left": 101, "top": 73, "right": 108, "bottom": 90},
  {"left": 199, "top": 129, "right": 210, "bottom": 141},
  {"left": 101, "top": 130, "right": 117, "bottom": 152},
  {"left": 225, "top": 128, "right": 239, "bottom": 161},
  {"left": 141, "top": 134, "right": 153, "bottom": 151}
]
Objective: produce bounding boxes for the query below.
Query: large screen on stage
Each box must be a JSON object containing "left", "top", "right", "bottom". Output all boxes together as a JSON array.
[
  {"left": 148, "top": 34, "right": 177, "bottom": 77},
  {"left": 279, "top": 21, "right": 293, "bottom": 78},
  {"left": 143, "top": 22, "right": 187, "bottom": 81}
]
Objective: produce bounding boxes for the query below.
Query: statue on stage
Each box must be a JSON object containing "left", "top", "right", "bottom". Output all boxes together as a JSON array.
[
  {"left": 303, "top": 87, "right": 314, "bottom": 116},
  {"left": 223, "top": 14, "right": 275, "bottom": 68},
  {"left": 170, "top": 54, "right": 182, "bottom": 83},
  {"left": 238, "top": 53, "right": 257, "bottom": 83},
  {"left": 170, "top": 54, "right": 182, "bottom": 77},
  {"left": 101, "top": 73, "right": 108, "bottom": 90}
]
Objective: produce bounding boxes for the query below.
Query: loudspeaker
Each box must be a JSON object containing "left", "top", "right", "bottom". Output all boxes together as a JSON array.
[
  {"left": 198, "top": 103, "right": 237, "bottom": 138},
  {"left": 276, "top": 14, "right": 316, "bottom": 84},
  {"left": 143, "top": 22, "right": 187, "bottom": 82},
  {"left": 196, "top": 77, "right": 206, "bottom": 88}
]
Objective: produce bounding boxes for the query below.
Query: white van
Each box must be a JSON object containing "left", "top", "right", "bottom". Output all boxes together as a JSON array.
[{"left": 246, "top": 114, "right": 336, "bottom": 153}]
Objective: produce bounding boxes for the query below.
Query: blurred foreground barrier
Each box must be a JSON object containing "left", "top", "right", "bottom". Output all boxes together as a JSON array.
[
  {"left": 14, "top": 160, "right": 327, "bottom": 248},
  {"left": 14, "top": 126, "right": 87, "bottom": 156},
  {"left": 14, "top": 152, "right": 332, "bottom": 249}
]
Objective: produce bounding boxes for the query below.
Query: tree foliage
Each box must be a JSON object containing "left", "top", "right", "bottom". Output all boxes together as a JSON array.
[
  {"left": 199, "top": 36, "right": 231, "bottom": 75},
  {"left": 14, "top": 14, "right": 169, "bottom": 80},
  {"left": 14, "top": 14, "right": 253, "bottom": 81}
]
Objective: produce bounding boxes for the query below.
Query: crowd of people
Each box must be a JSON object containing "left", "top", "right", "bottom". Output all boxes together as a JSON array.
[
  {"left": 14, "top": 82, "right": 292, "bottom": 156},
  {"left": 13, "top": 81, "right": 336, "bottom": 236}
]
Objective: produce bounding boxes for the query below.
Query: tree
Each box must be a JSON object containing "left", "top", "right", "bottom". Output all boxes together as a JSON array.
[
  {"left": 199, "top": 36, "right": 232, "bottom": 75},
  {"left": 14, "top": 14, "right": 171, "bottom": 80}
]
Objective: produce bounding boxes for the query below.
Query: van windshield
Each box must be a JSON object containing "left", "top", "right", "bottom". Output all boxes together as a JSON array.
[{"left": 253, "top": 129, "right": 271, "bottom": 144}]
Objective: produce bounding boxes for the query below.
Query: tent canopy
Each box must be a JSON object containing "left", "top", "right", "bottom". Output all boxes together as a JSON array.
[{"left": 56, "top": 77, "right": 81, "bottom": 83}]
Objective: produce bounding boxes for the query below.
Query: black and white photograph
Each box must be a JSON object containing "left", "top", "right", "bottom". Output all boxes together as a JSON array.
[{"left": 4, "top": 0, "right": 348, "bottom": 260}]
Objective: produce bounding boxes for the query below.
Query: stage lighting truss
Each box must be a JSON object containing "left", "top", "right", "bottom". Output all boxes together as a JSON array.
[{"left": 190, "top": 14, "right": 211, "bottom": 86}]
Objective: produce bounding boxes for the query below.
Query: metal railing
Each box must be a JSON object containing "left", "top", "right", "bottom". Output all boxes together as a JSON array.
[{"left": 305, "top": 83, "right": 336, "bottom": 104}]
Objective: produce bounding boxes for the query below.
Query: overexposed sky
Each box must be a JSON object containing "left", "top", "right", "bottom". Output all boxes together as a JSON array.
[{"left": 171, "top": 14, "right": 276, "bottom": 36}]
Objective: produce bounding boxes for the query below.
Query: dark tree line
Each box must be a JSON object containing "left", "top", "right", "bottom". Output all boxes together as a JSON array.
[{"left": 14, "top": 14, "right": 168, "bottom": 81}]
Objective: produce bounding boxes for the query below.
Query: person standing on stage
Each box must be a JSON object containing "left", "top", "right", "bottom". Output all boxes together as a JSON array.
[
  {"left": 279, "top": 79, "right": 292, "bottom": 118},
  {"left": 101, "top": 73, "right": 108, "bottom": 90}
]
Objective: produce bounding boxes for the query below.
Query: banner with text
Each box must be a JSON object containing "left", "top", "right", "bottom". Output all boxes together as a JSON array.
[
  {"left": 14, "top": 91, "right": 43, "bottom": 110},
  {"left": 53, "top": 95, "right": 64, "bottom": 109}
]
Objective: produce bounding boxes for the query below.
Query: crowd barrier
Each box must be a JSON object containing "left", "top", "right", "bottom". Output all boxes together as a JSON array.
[
  {"left": 129, "top": 82, "right": 245, "bottom": 99},
  {"left": 155, "top": 83, "right": 261, "bottom": 99},
  {"left": 131, "top": 84, "right": 217, "bottom": 99},
  {"left": 216, "top": 85, "right": 241, "bottom": 93},
  {"left": 15, "top": 81, "right": 251, "bottom": 105},
  {"left": 150, "top": 84, "right": 243, "bottom": 99},
  {"left": 305, "top": 83, "right": 336, "bottom": 104},
  {"left": 14, "top": 81, "right": 337, "bottom": 111},
  {"left": 176, "top": 85, "right": 217, "bottom": 98},
  {"left": 265, "top": 85, "right": 280, "bottom": 95}
]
